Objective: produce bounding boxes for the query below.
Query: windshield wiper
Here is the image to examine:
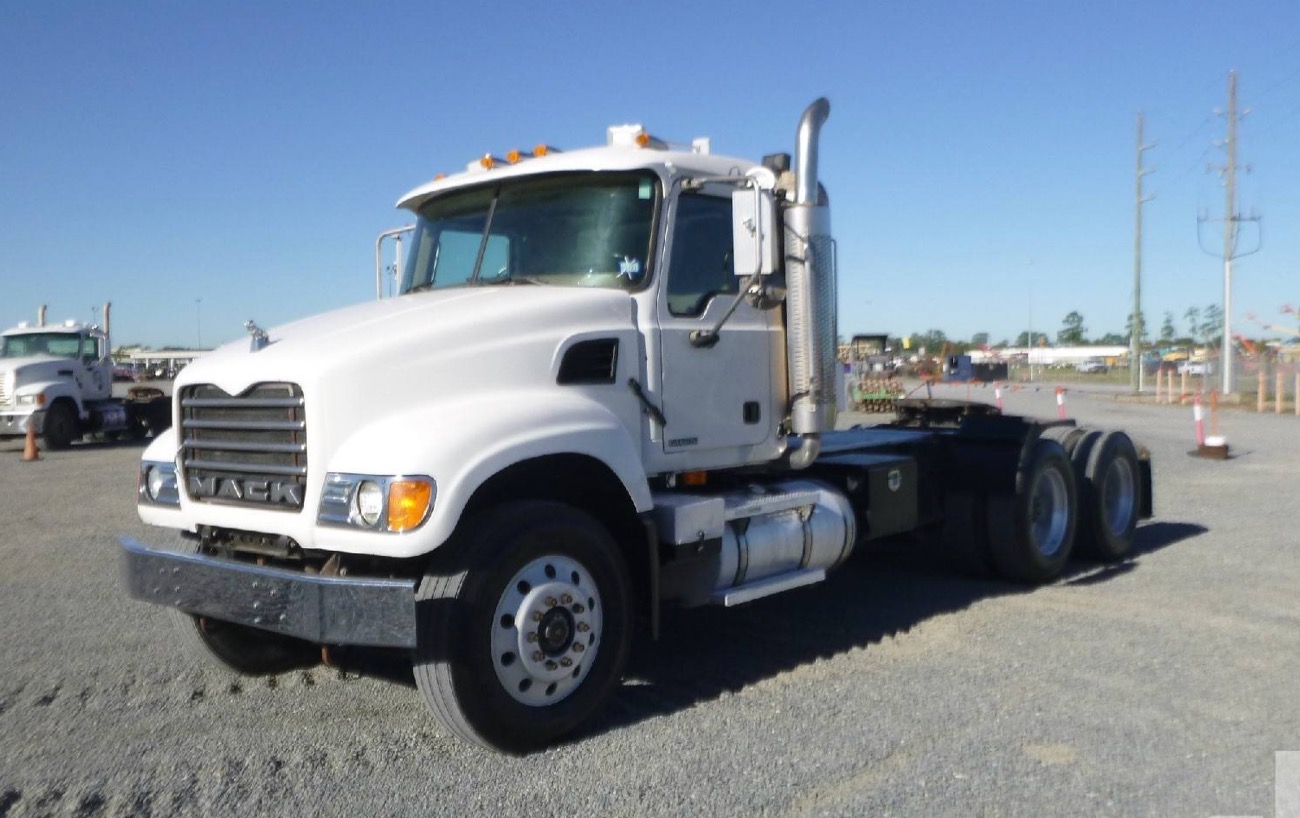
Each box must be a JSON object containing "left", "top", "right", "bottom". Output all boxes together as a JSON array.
[{"left": 479, "top": 274, "right": 542, "bottom": 286}]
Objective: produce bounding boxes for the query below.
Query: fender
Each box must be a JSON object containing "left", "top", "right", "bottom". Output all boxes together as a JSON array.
[
  {"left": 18, "top": 379, "right": 85, "bottom": 417},
  {"left": 315, "top": 389, "right": 651, "bottom": 559}
]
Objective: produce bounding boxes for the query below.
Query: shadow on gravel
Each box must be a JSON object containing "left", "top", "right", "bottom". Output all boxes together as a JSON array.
[
  {"left": 325, "top": 521, "right": 1207, "bottom": 747},
  {"left": 0, "top": 436, "right": 156, "bottom": 454},
  {"left": 592, "top": 519, "right": 1207, "bottom": 739}
]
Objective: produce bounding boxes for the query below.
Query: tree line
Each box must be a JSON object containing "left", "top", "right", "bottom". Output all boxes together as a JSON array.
[{"left": 891, "top": 304, "right": 1229, "bottom": 354}]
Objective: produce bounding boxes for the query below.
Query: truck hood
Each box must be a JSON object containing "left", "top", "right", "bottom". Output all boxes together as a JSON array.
[
  {"left": 0, "top": 357, "right": 73, "bottom": 386},
  {"left": 174, "top": 286, "right": 641, "bottom": 455},
  {"left": 183, "top": 287, "right": 636, "bottom": 390}
]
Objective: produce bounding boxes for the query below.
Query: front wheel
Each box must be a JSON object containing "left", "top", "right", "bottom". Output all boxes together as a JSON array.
[
  {"left": 166, "top": 540, "right": 318, "bottom": 675},
  {"left": 413, "top": 501, "right": 631, "bottom": 753},
  {"left": 42, "top": 402, "right": 77, "bottom": 450}
]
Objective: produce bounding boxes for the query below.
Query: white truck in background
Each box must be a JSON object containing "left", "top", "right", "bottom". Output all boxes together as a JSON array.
[
  {"left": 1, "top": 305, "right": 170, "bottom": 449},
  {"left": 121, "top": 100, "right": 1153, "bottom": 753}
]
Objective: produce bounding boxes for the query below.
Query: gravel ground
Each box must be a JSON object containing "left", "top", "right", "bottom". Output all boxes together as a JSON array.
[{"left": 1, "top": 384, "right": 1296, "bottom": 817}]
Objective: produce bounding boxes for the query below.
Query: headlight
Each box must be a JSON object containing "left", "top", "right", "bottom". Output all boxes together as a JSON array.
[
  {"left": 355, "top": 481, "right": 384, "bottom": 526},
  {"left": 16, "top": 393, "right": 45, "bottom": 407},
  {"left": 319, "top": 473, "right": 435, "bottom": 533},
  {"left": 139, "top": 461, "right": 180, "bottom": 506}
]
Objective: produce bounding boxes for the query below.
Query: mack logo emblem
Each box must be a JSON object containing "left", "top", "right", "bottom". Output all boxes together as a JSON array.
[
  {"left": 189, "top": 475, "right": 302, "bottom": 506},
  {"left": 887, "top": 469, "right": 902, "bottom": 492}
]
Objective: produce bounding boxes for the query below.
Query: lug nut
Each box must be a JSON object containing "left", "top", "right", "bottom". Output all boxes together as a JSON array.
[
  {"left": 560, "top": 594, "right": 573, "bottom": 605},
  {"left": 572, "top": 643, "right": 585, "bottom": 653},
  {"left": 572, "top": 604, "right": 585, "bottom": 614},
  {"left": 532, "top": 611, "right": 543, "bottom": 622},
  {"left": 526, "top": 632, "right": 538, "bottom": 643},
  {"left": 577, "top": 622, "right": 590, "bottom": 633},
  {"left": 545, "top": 596, "right": 557, "bottom": 607},
  {"left": 532, "top": 651, "right": 544, "bottom": 662},
  {"left": 545, "top": 660, "right": 557, "bottom": 671},
  {"left": 560, "top": 658, "right": 573, "bottom": 668}
]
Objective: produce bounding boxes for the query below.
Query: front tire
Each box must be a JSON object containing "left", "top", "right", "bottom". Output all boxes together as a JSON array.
[
  {"left": 413, "top": 501, "right": 631, "bottom": 753},
  {"left": 42, "top": 402, "right": 77, "bottom": 450},
  {"left": 166, "top": 540, "right": 318, "bottom": 675}
]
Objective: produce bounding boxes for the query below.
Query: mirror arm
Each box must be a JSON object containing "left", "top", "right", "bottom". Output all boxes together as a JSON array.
[{"left": 689, "top": 271, "right": 765, "bottom": 348}]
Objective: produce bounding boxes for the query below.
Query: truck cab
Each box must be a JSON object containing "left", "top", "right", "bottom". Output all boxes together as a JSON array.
[{"left": 0, "top": 321, "right": 113, "bottom": 448}]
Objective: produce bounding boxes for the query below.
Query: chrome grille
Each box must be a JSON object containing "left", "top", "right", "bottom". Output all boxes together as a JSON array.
[
  {"left": 181, "top": 382, "right": 307, "bottom": 511},
  {"left": 0, "top": 371, "right": 10, "bottom": 405}
]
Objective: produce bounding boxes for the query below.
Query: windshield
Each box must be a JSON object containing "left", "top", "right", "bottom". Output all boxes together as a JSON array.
[
  {"left": 0, "top": 332, "right": 93, "bottom": 359},
  {"left": 401, "top": 171, "right": 659, "bottom": 293}
]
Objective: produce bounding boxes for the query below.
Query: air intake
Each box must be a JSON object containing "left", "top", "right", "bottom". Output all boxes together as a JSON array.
[{"left": 558, "top": 339, "right": 619, "bottom": 385}]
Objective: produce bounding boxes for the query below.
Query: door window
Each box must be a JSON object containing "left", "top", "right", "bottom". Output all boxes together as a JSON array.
[{"left": 667, "top": 194, "right": 736, "bottom": 317}]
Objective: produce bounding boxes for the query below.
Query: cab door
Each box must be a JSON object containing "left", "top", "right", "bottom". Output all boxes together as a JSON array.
[
  {"left": 655, "top": 189, "right": 776, "bottom": 464},
  {"left": 76, "top": 334, "right": 110, "bottom": 400}
]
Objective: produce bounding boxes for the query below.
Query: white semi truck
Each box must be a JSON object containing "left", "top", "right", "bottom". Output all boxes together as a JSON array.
[
  {"left": 122, "top": 100, "right": 1152, "bottom": 752},
  {"left": 1, "top": 307, "right": 170, "bottom": 449}
]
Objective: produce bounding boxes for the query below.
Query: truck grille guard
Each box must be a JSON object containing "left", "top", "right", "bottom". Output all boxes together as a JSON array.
[{"left": 180, "top": 382, "right": 308, "bottom": 511}]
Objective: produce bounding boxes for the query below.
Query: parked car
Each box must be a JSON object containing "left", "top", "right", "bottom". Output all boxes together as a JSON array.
[
  {"left": 1076, "top": 358, "right": 1108, "bottom": 374},
  {"left": 1177, "top": 361, "right": 1212, "bottom": 376}
]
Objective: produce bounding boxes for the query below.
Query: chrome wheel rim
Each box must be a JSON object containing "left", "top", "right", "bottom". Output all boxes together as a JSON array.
[
  {"left": 1102, "top": 457, "right": 1136, "bottom": 538},
  {"left": 491, "top": 555, "right": 601, "bottom": 707},
  {"left": 1030, "top": 468, "right": 1070, "bottom": 557}
]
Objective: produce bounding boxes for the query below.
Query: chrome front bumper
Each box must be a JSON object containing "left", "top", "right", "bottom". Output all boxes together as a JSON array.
[
  {"left": 0, "top": 409, "right": 41, "bottom": 438},
  {"left": 120, "top": 536, "right": 417, "bottom": 649}
]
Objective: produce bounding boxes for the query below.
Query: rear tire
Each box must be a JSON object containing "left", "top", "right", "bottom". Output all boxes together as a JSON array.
[
  {"left": 1076, "top": 431, "right": 1141, "bottom": 561},
  {"left": 413, "top": 501, "right": 631, "bottom": 753},
  {"left": 987, "top": 438, "right": 1078, "bottom": 584}
]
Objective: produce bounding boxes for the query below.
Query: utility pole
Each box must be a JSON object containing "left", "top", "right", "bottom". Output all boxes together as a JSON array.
[
  {"left": 1199, "top": 69, "right": 1261, "bottom": 396},
  {"left": 1221, "top": 70, "right": 1238, "bottom": 395},
  {"left": 1132, "top": 112, "right": 1155, "bottom": 393}
]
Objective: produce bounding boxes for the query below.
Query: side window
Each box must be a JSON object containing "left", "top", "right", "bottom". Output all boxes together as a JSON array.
[{"left": 667, "top": 193, "right": 736, "bottom": 317}]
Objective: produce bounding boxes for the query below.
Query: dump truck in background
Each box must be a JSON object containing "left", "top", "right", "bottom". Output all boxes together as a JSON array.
[{"left": 121, "top": 99, "right": 1152, "bottom": 753}]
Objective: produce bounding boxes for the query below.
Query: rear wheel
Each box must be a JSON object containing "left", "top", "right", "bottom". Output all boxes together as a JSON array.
[
  {"left": 413, "top": 501, "right": 631, "bottom": 753},
  {"left": 987, "top": 438, "right": 1078, "bottom": 584},
  {"left": 1076, "top": 431, "right": 1141, "bottom": 561}
]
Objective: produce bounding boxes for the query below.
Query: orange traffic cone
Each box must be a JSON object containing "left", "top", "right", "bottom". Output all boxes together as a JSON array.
[{"left": 21, "top": 420, "right": 40, "bottom": 462}]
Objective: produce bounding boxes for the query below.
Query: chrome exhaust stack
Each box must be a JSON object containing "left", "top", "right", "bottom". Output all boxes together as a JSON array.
[{"left": 784, "top": 98, "right": 835, "bottom": 468}]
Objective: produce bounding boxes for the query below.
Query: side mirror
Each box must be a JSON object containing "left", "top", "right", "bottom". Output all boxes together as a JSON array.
[{"left": 732, "top": 185, "right": 777, "bottom": 276}]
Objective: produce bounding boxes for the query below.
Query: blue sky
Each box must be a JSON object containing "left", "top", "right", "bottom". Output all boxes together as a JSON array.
[{"left": 3, "top": 1, "right": 1298, "bottom": 348}]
